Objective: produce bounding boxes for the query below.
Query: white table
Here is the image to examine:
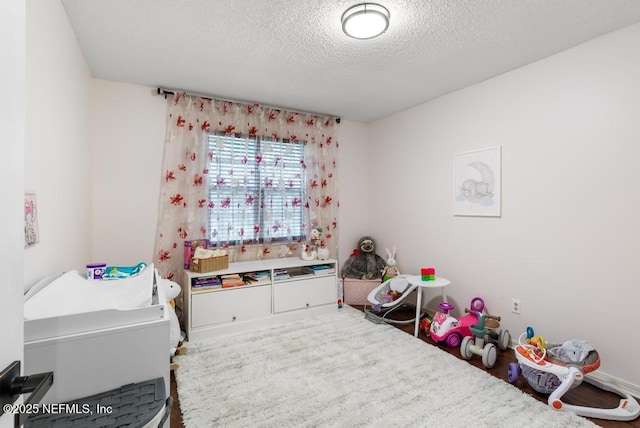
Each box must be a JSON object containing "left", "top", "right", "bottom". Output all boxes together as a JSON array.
[{"left": 406, "top": 275, "right": 451, "bottom": 337}]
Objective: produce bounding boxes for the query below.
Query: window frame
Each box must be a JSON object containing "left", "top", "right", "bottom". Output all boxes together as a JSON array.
[{"left": 206, "top": 133, "right": 307, "bottom": 247}]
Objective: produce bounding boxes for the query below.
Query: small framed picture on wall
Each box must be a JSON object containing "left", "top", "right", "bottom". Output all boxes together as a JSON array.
[
  {"left": 453, "top": 146, "right": 502, "bottom": 217},
  {"left": 25, "top": 192, "right": 40, "bottom": 247}
]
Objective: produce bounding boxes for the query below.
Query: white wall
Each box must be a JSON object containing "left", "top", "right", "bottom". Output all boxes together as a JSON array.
[
  {"left": 368, "top": 23, "right": 640, "bottom": 386},
  {"left": 89, "top": 81, "right": 165, "bottom": 265},
  {"left": 24, "top": 0, "right": 92, "bottom": 286},
  {"left": 335, "top": 120, "right": 371, "bottom": 263},
  {"left": 0, "top": 3, "right": 25, "bottom": 421}
]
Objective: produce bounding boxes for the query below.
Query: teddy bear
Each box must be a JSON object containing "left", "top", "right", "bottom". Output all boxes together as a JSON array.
[
  {"left": 340, "top": 236, "right": 387, "bottom": 280},
  {"left": 158, "top": 276, "right": 187, "bottom": 369}
]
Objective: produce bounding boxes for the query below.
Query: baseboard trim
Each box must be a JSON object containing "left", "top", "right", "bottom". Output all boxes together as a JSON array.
[
  {"left": 507, "top": 337, "right": 640, "bottom": 398},
  {"left": 587, "top": 371, "right": 640, "bottom": 399}
]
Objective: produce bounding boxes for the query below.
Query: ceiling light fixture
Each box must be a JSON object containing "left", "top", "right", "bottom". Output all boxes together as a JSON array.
[{"left": 341, "top": 3, "right": 390, "bottom": 40}]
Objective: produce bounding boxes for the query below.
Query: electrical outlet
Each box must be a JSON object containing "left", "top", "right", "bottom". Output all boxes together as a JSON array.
[{"left": 512, "top": 298, "right": 521, "bottom": 315}]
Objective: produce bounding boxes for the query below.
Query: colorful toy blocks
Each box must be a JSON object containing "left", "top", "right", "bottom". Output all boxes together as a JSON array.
[{"left": 421, "top": 267, "right": 436, "bottom": 281}]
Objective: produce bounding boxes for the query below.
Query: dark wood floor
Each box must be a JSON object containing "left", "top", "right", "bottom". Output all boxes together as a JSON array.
[{"left": 169, "top": 305, "right": 639, "bottom": 427}]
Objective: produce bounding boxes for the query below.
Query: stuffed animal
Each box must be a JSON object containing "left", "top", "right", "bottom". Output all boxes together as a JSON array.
[
  {"left": 301, "top": 243, "right": 317, "bottom": 261},
  {"left": 310, "top": 227, "right": 323, "bottom": 248},
  {"left": 317, "top": 240, "right": 330, "bottom": 260},
  {"left": 158, "top": 277, "right": 187, "bottom": 363},
  {"left": 382, "top": 246, "right": 400, "bottom": 282},
  {"left": 301, "top": 227, "right": 324, "bottom": 260},
  {"left": 340, "top": 236, "right": 386, "bottom": 280}
]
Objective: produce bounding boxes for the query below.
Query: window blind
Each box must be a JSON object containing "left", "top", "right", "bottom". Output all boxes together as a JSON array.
[{"left": 207, "top": 134, "right": 306, "bottom": 245}]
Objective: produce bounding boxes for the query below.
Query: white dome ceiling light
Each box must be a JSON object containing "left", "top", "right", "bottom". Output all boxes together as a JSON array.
[{"left": 341, "top": 3, "right": 390, "bottom": 40}]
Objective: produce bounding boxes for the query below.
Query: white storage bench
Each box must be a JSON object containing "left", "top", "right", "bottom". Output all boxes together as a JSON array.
[{"left": 183, "top": 257, "right": 339, "bottom": 340}]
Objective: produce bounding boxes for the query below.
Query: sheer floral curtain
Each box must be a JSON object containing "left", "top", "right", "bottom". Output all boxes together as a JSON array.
[
  {"left": 153, "top": 93, "right": 339, "bottom": 281},
  {"left": 153, "top": 95, "right": 211, "bottom": 280}
]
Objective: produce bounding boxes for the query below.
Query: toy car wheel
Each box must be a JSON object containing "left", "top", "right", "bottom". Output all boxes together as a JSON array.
[
  {"left": 445, "top": 333, "right": 461, "bottom": 347},
  {"left": 498, "top": 329, "right": 511, "bottom": 351},
  {"left": 482, "top": 343, "right": 497, "bottom": 368},
  {"left": 460, "top": 336, "right": 474, "bottom": 360},
  {"left": 508, "top": 363, "right": 520, "bottom": 384}
]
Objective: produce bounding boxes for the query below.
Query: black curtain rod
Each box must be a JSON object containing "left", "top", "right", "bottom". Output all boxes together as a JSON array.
[{"left": 155, "top": 87, "right": 340, "bottom": 124}]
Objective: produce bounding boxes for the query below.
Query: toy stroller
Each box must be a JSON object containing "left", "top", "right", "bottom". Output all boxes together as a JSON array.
[{"left": 508, "top": 327, "right": 640, "bottom": 421}]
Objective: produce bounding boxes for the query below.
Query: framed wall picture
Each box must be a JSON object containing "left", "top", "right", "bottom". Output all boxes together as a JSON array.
[
  {"left": 453, "top": 147, "right": 501, "bottom": 217},
  {"left": 25, "top": 192, "right": 40, "bottom": 247}
]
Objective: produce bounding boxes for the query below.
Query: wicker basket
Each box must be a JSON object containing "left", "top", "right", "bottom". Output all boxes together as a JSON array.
[{"left": 189, "top": 255, "right": 229, "bottom": 273}]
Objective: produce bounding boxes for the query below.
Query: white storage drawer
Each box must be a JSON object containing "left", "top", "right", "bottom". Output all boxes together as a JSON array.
[
  {"left": 273, "top": 276, "right": 336, "bottom": 313},
  {"left": 183, "top": 258, "right": 338, "bottom": 339},
  {"left": 191, "top": 285, "right": 271, "bottom": 328}
]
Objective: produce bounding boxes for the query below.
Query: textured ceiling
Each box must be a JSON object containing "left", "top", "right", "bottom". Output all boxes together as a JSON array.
[{"left": 62, "top": 0, "right": 640, "bottom": 122}]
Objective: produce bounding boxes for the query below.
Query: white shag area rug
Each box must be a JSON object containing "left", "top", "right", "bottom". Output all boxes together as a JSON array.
[{"left": 175, "top": 306, "right": 596, "bottom": 428}]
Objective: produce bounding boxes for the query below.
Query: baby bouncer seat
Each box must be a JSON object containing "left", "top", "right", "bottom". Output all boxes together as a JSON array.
[
  {"left": 364, "top": 275, "right": 419, "bottom": 325},
  {"left": 508, "top": 328, "right": 640, "bottom": 421}
]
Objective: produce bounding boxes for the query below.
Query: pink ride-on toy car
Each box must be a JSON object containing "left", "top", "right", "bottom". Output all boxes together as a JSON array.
[{"left": 429, "top": 297, "right": 485, "bottom": 347}]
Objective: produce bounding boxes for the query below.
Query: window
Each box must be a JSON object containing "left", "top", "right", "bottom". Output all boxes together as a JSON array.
[{"left": 207, "top": 134, "right": 306, "bottom": 246}]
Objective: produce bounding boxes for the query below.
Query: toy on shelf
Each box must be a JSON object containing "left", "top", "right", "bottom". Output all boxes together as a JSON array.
[
  {"left": 459, "top": 309, "right": 511, "bottom": 368},
  {"left": 381, "top": 247, "right": 400, "bottom": 282},
  {"left": 317, "top": 240, "right": 330, "bottom": 260},
  {"left": 300, "top": 243, "right": 317, "bottom": 261},
  {"left": 429, "top": 297, "right": 485, "bottom": 348},
  {"left": 508, "top": 327, "right": 640, "bottom": 421},
  {"left": 301, "top": 227, "right": 328, "bottom": 261},
  {"left": 310, "top": 227, "right": 323, "bottom": 247}
]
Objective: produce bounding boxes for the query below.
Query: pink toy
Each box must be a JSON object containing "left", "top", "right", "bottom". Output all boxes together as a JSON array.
[{"left": 429, "top": 297, "right": 484, "bottom": 347}]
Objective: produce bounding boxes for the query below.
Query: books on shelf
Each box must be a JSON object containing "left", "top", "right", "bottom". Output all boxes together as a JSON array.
[
  {"left": 242, "top": 270, "right": 270, "bottom": 285},
  {"left": 302, "top": 265, "right": 336, "bottom": 275},
  {"left": 192, "top": 275, "right": 222, "bottom": 291},
  {"left": 221, "top": 273, "right": 246, "bottom": 288},
  {"left": 190, "top": 263, "right": 336, "bottom": 290},
  {"left": 273, "top": 268, "right": 291, "bottom": 281},
  {"left": 192, "top": 269, "right": 273, "bottom": 291}
]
